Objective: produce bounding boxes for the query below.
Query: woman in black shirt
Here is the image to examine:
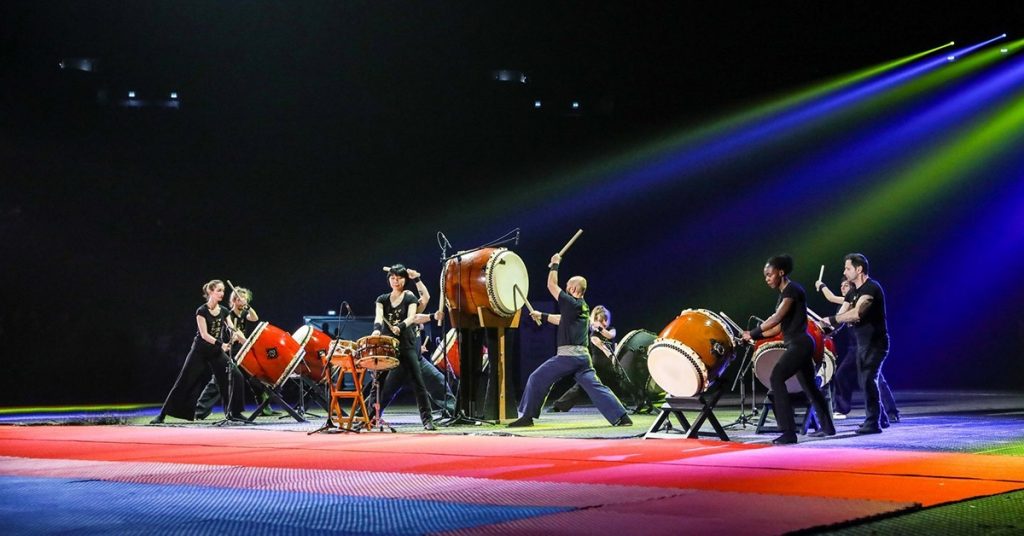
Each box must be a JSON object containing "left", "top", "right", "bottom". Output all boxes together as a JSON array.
[
  {"left": 368, "top": 264, "right": 435, "bottom": 430},
  {"left": 743, "top": 255, "right": 834, "bottom": 444},
  {"left": 151, "top": 279, "right": 245, "bottom": 424}
]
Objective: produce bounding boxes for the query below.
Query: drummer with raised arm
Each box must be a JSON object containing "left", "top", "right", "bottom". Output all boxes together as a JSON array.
[{"left": 368, "top": 264, "right": 436, "bottom": 430}]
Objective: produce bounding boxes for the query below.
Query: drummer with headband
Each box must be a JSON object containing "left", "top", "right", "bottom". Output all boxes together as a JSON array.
[
  {"left": 368, "top": 264, "right": 436, "bottom": 431},
  {"left": 509, "top": 253, "right": 632, "bottom": 428}
]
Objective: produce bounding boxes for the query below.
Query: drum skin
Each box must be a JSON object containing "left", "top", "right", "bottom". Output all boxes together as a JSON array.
[
  {"left": 443, "top": 247, "right": 529, "bottom": 325},
  {"left": 236, "top": 322, "right": 304, "bottom": 387},
  {"left": 647, "top": 310, "right": 737, "bottom": 397},
  {"left": 431, "top": 328, "right": 461, "bottom": 378},
  {"left": 292, "top": 325, "right": 330, "bottom": 383},
  {"left": 751, "top": 320, "right": 833, "bottom": 393}
]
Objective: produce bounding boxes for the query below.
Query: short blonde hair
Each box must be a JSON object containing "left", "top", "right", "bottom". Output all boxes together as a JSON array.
[{"left": 232, "top": 286, "right": 253, "bottom": 303}]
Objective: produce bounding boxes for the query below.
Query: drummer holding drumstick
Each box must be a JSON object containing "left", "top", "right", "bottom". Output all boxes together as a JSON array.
[
  {"left": 508, "top": 253, "right": 632, "bottom": 428},
  {"left": 742, "top": 255, "right": 835, "bottom": 444},
  {"left": 368, "top": 264, "right": 436, "bottom": 431}
]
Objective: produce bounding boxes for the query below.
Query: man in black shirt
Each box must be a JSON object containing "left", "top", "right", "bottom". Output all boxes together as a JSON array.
[
  {"left": 742, "top": 255, "right": 834, "bottom": 444},
  {"left": 822, "top": 253, "right": 890, "bottom": 435},
  {"left": 508, "top": 253, "right": 631, "bottom": 428}
]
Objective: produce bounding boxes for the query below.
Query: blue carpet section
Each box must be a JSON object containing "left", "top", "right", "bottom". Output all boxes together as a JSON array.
[{"left": 0, "top": 476, "right": 571, "bottom": 535}]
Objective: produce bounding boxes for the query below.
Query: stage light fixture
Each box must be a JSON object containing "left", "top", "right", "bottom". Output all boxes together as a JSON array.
[
  {"left": 170, "top": 92, "right": 178, "bottom": 99},
  {"left": 534, "top": 100, "right": 542, "bottom": 108},
  {"left": 571, "top": 101, "right": 580, "bottom": 109},
  {"left": 947, "top": 56, "right": 956, "bottom": 61},
  {"left": 128, "top": 90, "right": 136, "bottom": 98}
]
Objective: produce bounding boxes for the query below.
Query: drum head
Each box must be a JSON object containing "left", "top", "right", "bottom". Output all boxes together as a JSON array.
[
  {"left": 357, "top": 356, "right": 400, "bottom": 371},
  {"left": 817, "top": 349, "right": 837, "bottom": 388},
  {"left": 647, "top": 339, "right": 706, "bottom": 397},
  {"left": 487, "top": 250, "right": 529, "bottom": 316},
  {"left": 752, "top": 343, "right": 802, "bottom": 394}
]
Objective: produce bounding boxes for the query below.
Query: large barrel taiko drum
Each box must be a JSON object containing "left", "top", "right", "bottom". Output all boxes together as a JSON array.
[
  {"left": 646, "top": 309, "right": 739, "bottom": 397},
  {"left": 443, "top": 247, "right": 529, "bottom": 326}
]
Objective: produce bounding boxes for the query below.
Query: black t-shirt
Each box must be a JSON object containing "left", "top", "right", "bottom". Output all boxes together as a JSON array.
[
  {"left": 195, "top": 304, "right": 229, "bottom": 346},
  {"left": 377, "top": 291, "right": 419, "bottom": 349},
  {"left": 229, "top": 307, "right": 255, "bottom": 342},
  {"left": 590, "top": 328, "right": 615, "bottom": 358},
  {"left": 844, "top": 278, "right": 889, "bottom": 349},
  {"left": 557, "top": 290, "right": 590, "bottom": 347},
  {"left": 777, "top": 281, "right": 809, "bottom": 342}
]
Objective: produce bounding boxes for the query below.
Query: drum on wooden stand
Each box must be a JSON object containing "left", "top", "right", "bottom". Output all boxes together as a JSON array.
[
  {"left": 355, "top": 335, "right": 400, "bottom": 371},
  {"left": 442, "top": 247, "right": 529, "bottom": 326},
  {"left": 234, "top": 322, "right": 306, "bottom": 389},
  {"left": 647, "top": 309, "right": 740, "bottom": 398},
  {"left": 751, "top": 320, "right": 835, "bottom": 393},
  {"left": 291, "top": 325, "right": 332, "bottom": 383}
]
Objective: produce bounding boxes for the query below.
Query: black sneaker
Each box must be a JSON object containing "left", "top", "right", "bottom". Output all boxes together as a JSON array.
[
  {"left": 423, "top": 421, "right": 437, "bottom": 431},
  {"left": 772, "top": 433, "right": 798, "bottom": 445},
  {"left": 855, "top": 423, "right": 883, "bottom": 435},
  {"left": 888, "top": 412, "right": 901, "bottom": 423},
  {"left": 808, "top": 428, "right": 836, "bottom": 438},
  {"left": 507, "top": 416, "right": 534, "bottom": 428},
  {"left": 613, "top": 414, "right": 633, "bottom": 427}
]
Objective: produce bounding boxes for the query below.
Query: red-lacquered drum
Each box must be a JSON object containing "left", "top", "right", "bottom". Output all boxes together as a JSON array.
[
  {"left": 443, "top": 247, "right": 529, "bottom": 327},
  {"left": 431, "top": 328, "right": 461, "bottom": 377},
  {"left": 647, "top": 309, "right": 739, "bottom": 397},
  {"left": 234, "top": 322, "right": 305, "bottom": 388},
  {"left": 751, "top": 319, "right": 834, "bottom": 393},
  {"left": 355, "top": 335, "right": 400, "bottom": 371},
  {"left": 291, "top": 325, "right": 331, "bottom": 383}
]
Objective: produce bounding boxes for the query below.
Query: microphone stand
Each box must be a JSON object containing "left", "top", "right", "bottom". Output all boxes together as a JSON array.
[{"left": 213, "top": 325, "right": 250, "bottom": 427}]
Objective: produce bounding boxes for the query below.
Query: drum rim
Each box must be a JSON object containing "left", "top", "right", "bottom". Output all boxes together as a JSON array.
[
  {"left": 614, "top": 329, "right": 657, "bottom": 361},
  {"left": 682, "top": 308, "right": 737, "bottom": 342},
  {"left": 234, "top": 321, "right": 268, "bottom": 366},
  {"left": 648, "top": 337, "right": 709, "bottom": 396},
  {"left": 485, "top": 248, "right": 526, "bottom": 317}
]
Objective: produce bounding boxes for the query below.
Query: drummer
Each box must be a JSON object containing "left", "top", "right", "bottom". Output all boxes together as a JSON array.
[
  {"left": 550, "top": 305, "right": 628, "bottom": 412},
  {"left": 509, "top": 253, "right": 631, "bottom": 428},
  {"left": 367, "top": 265, "right": 436, "bottom": 431},
  {"left": 742, "top": 255, "right": 835, "bottom": 444}
]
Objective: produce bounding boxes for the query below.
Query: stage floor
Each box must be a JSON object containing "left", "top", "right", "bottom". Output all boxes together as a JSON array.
[{"left": 1, "top": 390, "right": 1023, "bottom": 534}]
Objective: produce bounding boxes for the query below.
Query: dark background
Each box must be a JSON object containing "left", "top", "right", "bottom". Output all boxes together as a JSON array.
[{"left": 2, "top": 2, "right": 1022, "bottom": 406}]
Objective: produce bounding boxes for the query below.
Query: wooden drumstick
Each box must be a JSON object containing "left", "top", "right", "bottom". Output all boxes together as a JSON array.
[
  {"left": 515, "top": 285, "right": 542, "bottom": 325},
  {"left": 382, "top": 266, "right": 391, "bottom": 273},
  {"left": 557, "top": 229, "right": 584, "bottom": 258},
  {"left": 818, "top": 265, "right": 824, "bottom": 283}
]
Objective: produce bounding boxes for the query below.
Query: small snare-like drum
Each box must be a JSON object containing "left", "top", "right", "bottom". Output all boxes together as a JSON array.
[
  {"left": 615, "top": 329, "right": 664, "bottom": 404},
  {"left": 647, "top": 309, "right": 739, "bottom": 397},
  {"left": 355, "top": 335, "right": 400, "bottom": 371},
  {"left": 751, "top": 320, "right": 831, "bottom": 393},
  {"left": 234, "top": 322, "right": 306, "bottom": 388},
  {"left": 443, "top": 247, "right": 529, "bottom": 326},
  {"left": 431, "top": 328, "right": 461, "bottom": 377},
  {"left": 291, "top": 325, "right": 331, "bottom": 383}
]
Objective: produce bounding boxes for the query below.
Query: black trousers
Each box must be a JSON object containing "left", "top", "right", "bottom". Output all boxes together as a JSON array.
[
  {"left": 159, "top": 340, "right": 243, "bottom": 420},
  {"left": 365, "top": 344, "right": 433, "bottom": 424},
  {"left": 832, "top": 350, "right": 898, "bottom": 418},
  {"left": 857, "top": 344, "right": 890, "bottom": 427},
  {"left": 369, "top": 356, "right": 456, "bottom": 415},
  {"left": 769, "top": 334, "right": 833, "bottom": 434}
]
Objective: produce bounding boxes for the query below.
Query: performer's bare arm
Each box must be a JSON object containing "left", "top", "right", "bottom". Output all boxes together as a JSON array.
[
  {"left": 742, "top": 297, "right": 792, "bottom": 340},
  {"left": 371, "top": 302, "right": 384, "bottom": 336},
  {"left": 529, "top": 311, "right": 561, "bottom": 325},
  {"left": 820, "top": 286, "right": 845, "bottom": 305},
  {"left": 833, "top": 295, "right": 872, "bottom": 324},
  {"left": 546, "top": 253, "right": 562, "bottom": 300},
  {"left": 407, "top": 268, "right": 430, "bottom": 313}
]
